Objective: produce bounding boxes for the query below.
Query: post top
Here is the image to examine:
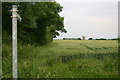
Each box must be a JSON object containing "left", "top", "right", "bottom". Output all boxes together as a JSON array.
[{"left": 12, "top": 5, "right": 17, "bottom": 8}]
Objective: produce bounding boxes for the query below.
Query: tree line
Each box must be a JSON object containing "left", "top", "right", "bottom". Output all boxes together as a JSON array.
[
  {"left": 2, "top": 2, "right": 67, "bottom": 45},
  {"left": 62, "top": 38, "right": 119, "bottom": 40},
  {"left": 89, "top": 38, "right": 118, "bottom": 40}
]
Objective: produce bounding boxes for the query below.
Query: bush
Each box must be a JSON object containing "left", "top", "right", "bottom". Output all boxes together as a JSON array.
[
  {"left": 89, "top": 38, "right": 93, "bottom": 40},
  {"left": 95, "top": 38, "right": 107, "bottom": 40},
  {"left": 111, "top": 38, "right": 118, "bottom": 40},
  {"left": 78, "top": 38, "right": 81, "bottom": 40}
]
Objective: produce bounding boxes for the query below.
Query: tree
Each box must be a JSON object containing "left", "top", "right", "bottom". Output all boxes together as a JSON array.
[
  {"left": 2, "top": 2, "right": 67, "bottom": 45},
  {"left": 78, "top": 38, "right": 81, "bottom": 40},
  {"left": 89, "top": 38, "right": 93, "bottom": 40},
  {"left": 34, "top": 2, "right": 67, "bottom": 45}
]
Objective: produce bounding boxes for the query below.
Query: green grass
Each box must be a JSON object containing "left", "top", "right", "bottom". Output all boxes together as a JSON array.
[{"left": 2, "top": 40, "right": 118, "bottom": 78}]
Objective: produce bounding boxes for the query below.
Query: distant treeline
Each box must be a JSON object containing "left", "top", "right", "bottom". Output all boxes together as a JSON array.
[
  {"left": 63, "top": 38, "right": 81, "bottom": 40},
  {"left": 63, "top": 38, "right": 119, "bottom": 40},
  {"left": 89, "top": 38, "right": 119, "bottom": 40}
]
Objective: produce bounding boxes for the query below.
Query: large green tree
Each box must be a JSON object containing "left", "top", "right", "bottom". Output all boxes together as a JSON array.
[{"left": 2, "top": 2, "right": 67, "bottom": 45}]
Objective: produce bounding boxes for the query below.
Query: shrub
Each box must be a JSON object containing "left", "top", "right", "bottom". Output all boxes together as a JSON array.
[
  {"left": 78, "top": 38, "right": 81, "bottom": 40},
  {"left": 89, "top": 38, "right": 93, "bottom": 40}
]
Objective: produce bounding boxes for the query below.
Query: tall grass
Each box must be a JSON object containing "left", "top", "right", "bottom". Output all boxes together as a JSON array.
[{"left": 2, "top": 40, "right": 118, "bottom": 78}]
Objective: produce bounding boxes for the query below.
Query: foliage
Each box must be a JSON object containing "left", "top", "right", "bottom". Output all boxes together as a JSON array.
[
  {"left": 89, "top": 38, "right": 93, "bottom": 40},
  {"left": 63, "top": 38, "right": 81, "bottom": 40},
  {"left": 2, "top": 40, "right": 118, "bottom": 78},
  {"left": 95, "top": 38, "right": 107, "bottom": 40},
  {"left": 2, "top": 2, "right": 66, "bottom": 45},
  {"left": 118, "top": 38, "right": 120, "bottom": 42},
  {"left": 109, "top": 38, "right": 118, "bottom": 40},
  {"left": 78, "top": 38, "right": 81, "bottom": 40}
]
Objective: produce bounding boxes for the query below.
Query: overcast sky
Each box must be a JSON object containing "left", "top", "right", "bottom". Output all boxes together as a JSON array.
[{"left": 54, "top": 0, "right": 119, "bottom": 39}]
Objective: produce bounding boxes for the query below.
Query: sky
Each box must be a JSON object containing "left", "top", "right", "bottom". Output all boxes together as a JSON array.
[{"left": 54, "top": 0, "right": 119, "bottom": 39}]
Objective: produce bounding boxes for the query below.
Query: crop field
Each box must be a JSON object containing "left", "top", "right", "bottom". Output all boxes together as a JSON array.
[{"left": 2, "top": 40, "right": 119, "bottom": 78}]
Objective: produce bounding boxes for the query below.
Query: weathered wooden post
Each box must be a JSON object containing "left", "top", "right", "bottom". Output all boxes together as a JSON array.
[{"left": 10, "top": 5, "right": 21, "bottom": 79}]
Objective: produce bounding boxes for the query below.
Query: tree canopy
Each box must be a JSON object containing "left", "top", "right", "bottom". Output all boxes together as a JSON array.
[{"left": 2, "top": 2, "right": 67, "bottom": 45}]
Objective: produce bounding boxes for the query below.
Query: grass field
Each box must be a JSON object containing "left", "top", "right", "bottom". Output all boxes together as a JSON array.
[{"left": 2, "top": 40, "right": 118, "bottom": 78}]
